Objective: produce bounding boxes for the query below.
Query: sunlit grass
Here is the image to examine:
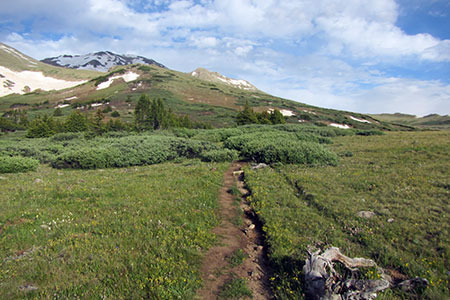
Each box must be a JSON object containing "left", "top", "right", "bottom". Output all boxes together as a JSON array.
[
  {"left": 245, "top": 131, "right": 449, "bottom": 299},
  {"left": 0, "top": 161, "right": 229, "bottom": 298}
]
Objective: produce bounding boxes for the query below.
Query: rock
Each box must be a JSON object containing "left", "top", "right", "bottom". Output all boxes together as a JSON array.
[
  {"left": 57, "top": 172, "right": 63, "bottom": 176},
  {"left": 387, "top": 218, "right": 395, "bottom": 223},
  {"left": 40, "top": 225, "right": 49, "bottom": 230},
  {"left": 34, "top": 179, "right": 43, "bottom": 184},
  {"left": 357, "top": 211, "right": 376, "bottom": 219},
  {"left": 251, "top": 163, "right": 268, "bottom": 170},
  {"left": 233, "top": 170, "right": 244, "bottom": 176},
  {"left": 19, "top": 284, "right": 38, "bottom": 292},
  {"left": 248, "top": 224, "right": 256, "bottom": 230},
  {"left": 257, "top": 245, "right": 264, "bottom": 251}
]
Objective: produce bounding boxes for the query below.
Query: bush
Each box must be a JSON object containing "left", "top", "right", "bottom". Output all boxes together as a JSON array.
[
  {"left": 50, "top": 135, "right": 220, "bottom": 169},
  {"left": 224, "top": 131, "right": 338, "bottom": 165},
  {"left": 0, "top": 156, "right": 39, "bottom": 173},
  {"left": 50, "top": 132, "right": 83, "bottom": 142},
  {"left": 200, "top": 149, "right": 239, "bottom": 162}
]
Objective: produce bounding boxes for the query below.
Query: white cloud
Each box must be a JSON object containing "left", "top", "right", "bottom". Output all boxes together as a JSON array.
[{"left": 1, "top": 0, "right": 449, "bottom": 115}]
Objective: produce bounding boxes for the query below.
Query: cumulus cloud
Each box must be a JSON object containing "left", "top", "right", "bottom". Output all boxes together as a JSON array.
[{"left": 0, "top": 0, "right": 449, "bottom": 115}]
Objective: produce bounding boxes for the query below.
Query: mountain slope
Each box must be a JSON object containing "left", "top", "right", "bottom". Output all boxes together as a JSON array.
[
  {"left": 42, "top": 51, "right": 166, "bottom": 72},
  {"left": 0, "top": 43, "right": 100, "bottom": 97},
  {"left": 1, "top": 61, "right": 397, "bottom": 130},
  {"left": 190, "top": 67, "right": 258, "bottom": 91},
  {"left": 371, "top": 113, "right": 450, "bottom": 130}
]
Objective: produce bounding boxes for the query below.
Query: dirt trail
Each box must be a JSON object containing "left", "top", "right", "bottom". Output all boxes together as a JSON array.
[{"left": 197, "top": 162, "right": 273, "bottom": 299}]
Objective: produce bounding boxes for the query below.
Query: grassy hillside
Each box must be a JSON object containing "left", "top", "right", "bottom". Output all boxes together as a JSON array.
[
  {"left": 1, "top": 64, "right": 406, "bottom": 130},
  {"left": 0, "top": 43, "right": 99, "bottom": 81},
  {"left": 371, "top": 113, "right": 450, "bottom": 130}
]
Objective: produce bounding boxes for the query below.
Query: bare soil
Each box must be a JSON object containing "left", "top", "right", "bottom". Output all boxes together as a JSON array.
[{"left": 197, "top": 162, "right": 273, "bottom": 299}]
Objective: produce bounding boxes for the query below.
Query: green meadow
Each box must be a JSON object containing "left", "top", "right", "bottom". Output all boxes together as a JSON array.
[
  {"left": 0, "top": 125, "right": 448, "bottom": 299},
  {"left": 245, "top": 131, "right": 449, "bottom": 299},
  {"left": 0, "top": 162, "right": 228, "bottom": 299}
]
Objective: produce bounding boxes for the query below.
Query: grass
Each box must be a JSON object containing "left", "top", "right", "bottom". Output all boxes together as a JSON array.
[
  {"left": 227, "top": 249, "right": 247, "bottom": 267},
  {"left": 244, "top": 131, "right": 449, "bottom": 299},
  {"left": 219, "top": 275, "right": 252, "bottom": 299},
  {"left": 0, "top": 161, "right": 229, "bottom": 298}
]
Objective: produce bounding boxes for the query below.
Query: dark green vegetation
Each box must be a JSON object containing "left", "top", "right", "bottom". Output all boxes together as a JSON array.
[
  {"left": 244, "top": 131, "right": 449, "bottom": 299},
  {"left": 0, "top": 156, "right": 39, "bottom": 173},
  {"left": 0, "top": 124, "right": 379, "bottom": 173},
  {"left": 0, "top": 162, "right": 229, "bottom": 298},
  {"left": 219, "top": 276, "right": 252, "bottom": 299}
]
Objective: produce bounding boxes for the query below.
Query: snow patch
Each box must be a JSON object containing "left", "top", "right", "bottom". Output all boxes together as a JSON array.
[
  {"left": 91, "top": 103, "right": 103, "bottom": 107},
  {"left": 302, "top": 109, "right": 317, "bottom": 115},
  {"left": 64, "top": 96, "right": 78, "bottom": 101},
  {"left": 329, "top": 123, "right": 352, "bottom": 129},
  {"left": 96, "top": 72, "right": 139, "bottom": 90},
  {"left": 267, "top": 108, "right": 296, "bottom": 117},
  {"left": 280, "top": 109, "right": 295, "bottom": 117},
  {"left": 0, "top": 66, "right": 86, "bottom": 97},
  {"left": 350, "top": 116, "right": 371, "bottom": 123},
  {"left": 56, "top": 104, "right": 70, "bottom": 108}
]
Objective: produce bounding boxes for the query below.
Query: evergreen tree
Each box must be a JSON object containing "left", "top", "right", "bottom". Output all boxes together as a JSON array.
[
  {"left": 135, "top": 94, "right": 151, "bottom": 130},
  {"left": 90, "top": 109, "right": 106, "bottom": 135},
  {"left": 26, "top": 115, "right": 57, "bottom": 138},
  {"left": 53, "top": 107, "right": 63, "bottom": 117},
  {"left": 65, "top": 111, "right": 88, "bottom": 132},
  {"left": 270, "top": 109, "right": 286, "bottom": 124},
  {"left": 257, "top": 111, "right": 272, "bottom": 124},
  {"left": 236, "top": 100, "right": 258, "bottom": 125}
]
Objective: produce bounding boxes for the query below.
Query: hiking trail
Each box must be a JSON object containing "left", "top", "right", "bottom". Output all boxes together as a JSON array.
[{"left": 197, "top": 162, "right": 273, "bottom": 299}]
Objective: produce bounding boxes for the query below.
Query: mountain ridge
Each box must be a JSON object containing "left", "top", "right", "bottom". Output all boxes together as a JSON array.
[{"left": 41, "top": 51, "right": 166, "bottom": 72}]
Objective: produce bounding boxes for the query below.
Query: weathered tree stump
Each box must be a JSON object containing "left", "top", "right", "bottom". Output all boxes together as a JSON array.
[{"left": 302, "top": 247, "right": 428, "bottom": 300}]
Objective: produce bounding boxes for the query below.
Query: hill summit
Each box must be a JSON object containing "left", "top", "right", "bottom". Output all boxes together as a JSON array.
[
  {"left": 190, "top": 67, "right": 258, "bottom": 91},
  {"left": 41, "top": 51, "right": 166, "bottom": 72}
]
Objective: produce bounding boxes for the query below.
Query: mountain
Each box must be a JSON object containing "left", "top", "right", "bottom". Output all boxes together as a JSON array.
[
  {"left": 371, "top": 113, "right": 450, "bottom": 130},
  {"left": 41, "top": 51, "right": 166, "bottom": 72},
  {"left": 0, "top": 43, "right": 99, "bottom": 97},
  {"left": 1, "top": 43, "right": 409, "bottom": 130},
  {"left": 190, "top": 67, "right": 258, "bottom": 91}
]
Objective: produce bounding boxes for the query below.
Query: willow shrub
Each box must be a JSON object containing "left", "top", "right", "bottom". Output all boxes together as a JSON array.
[
  {"left": 0, "top": 156, "right": 39, "bottom": 173},
  {"left": 224, "top": 132, "right": 338, "bottom": 165},
  {"left": 51, "top": 135, "right": 222, "bottom": 169}
]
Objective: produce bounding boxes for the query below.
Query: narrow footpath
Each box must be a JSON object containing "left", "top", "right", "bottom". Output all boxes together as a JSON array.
[{"left": 197, "top": 162, "right": 273, "bottom": 299}]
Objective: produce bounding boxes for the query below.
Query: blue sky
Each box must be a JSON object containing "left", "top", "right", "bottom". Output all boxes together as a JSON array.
[{"left": 0, "top": 0, "right": 449, "bottom": 116}]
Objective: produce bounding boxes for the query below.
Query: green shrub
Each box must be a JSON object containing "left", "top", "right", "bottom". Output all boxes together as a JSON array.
[
  {"left": 50, "top": 135, "right": 220, "bottom": 169},
  {"left": 0, "top": 156, "right": 39, "bottom": 173},
  {"left": 200, "top": 149, "right": 239, "bottom": 162},
  {"left": 50, "top": 132, "right": 83, "bottom": 142},
  {"left": 224, "top": 132, "right": 338, "bottom": 165}
]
